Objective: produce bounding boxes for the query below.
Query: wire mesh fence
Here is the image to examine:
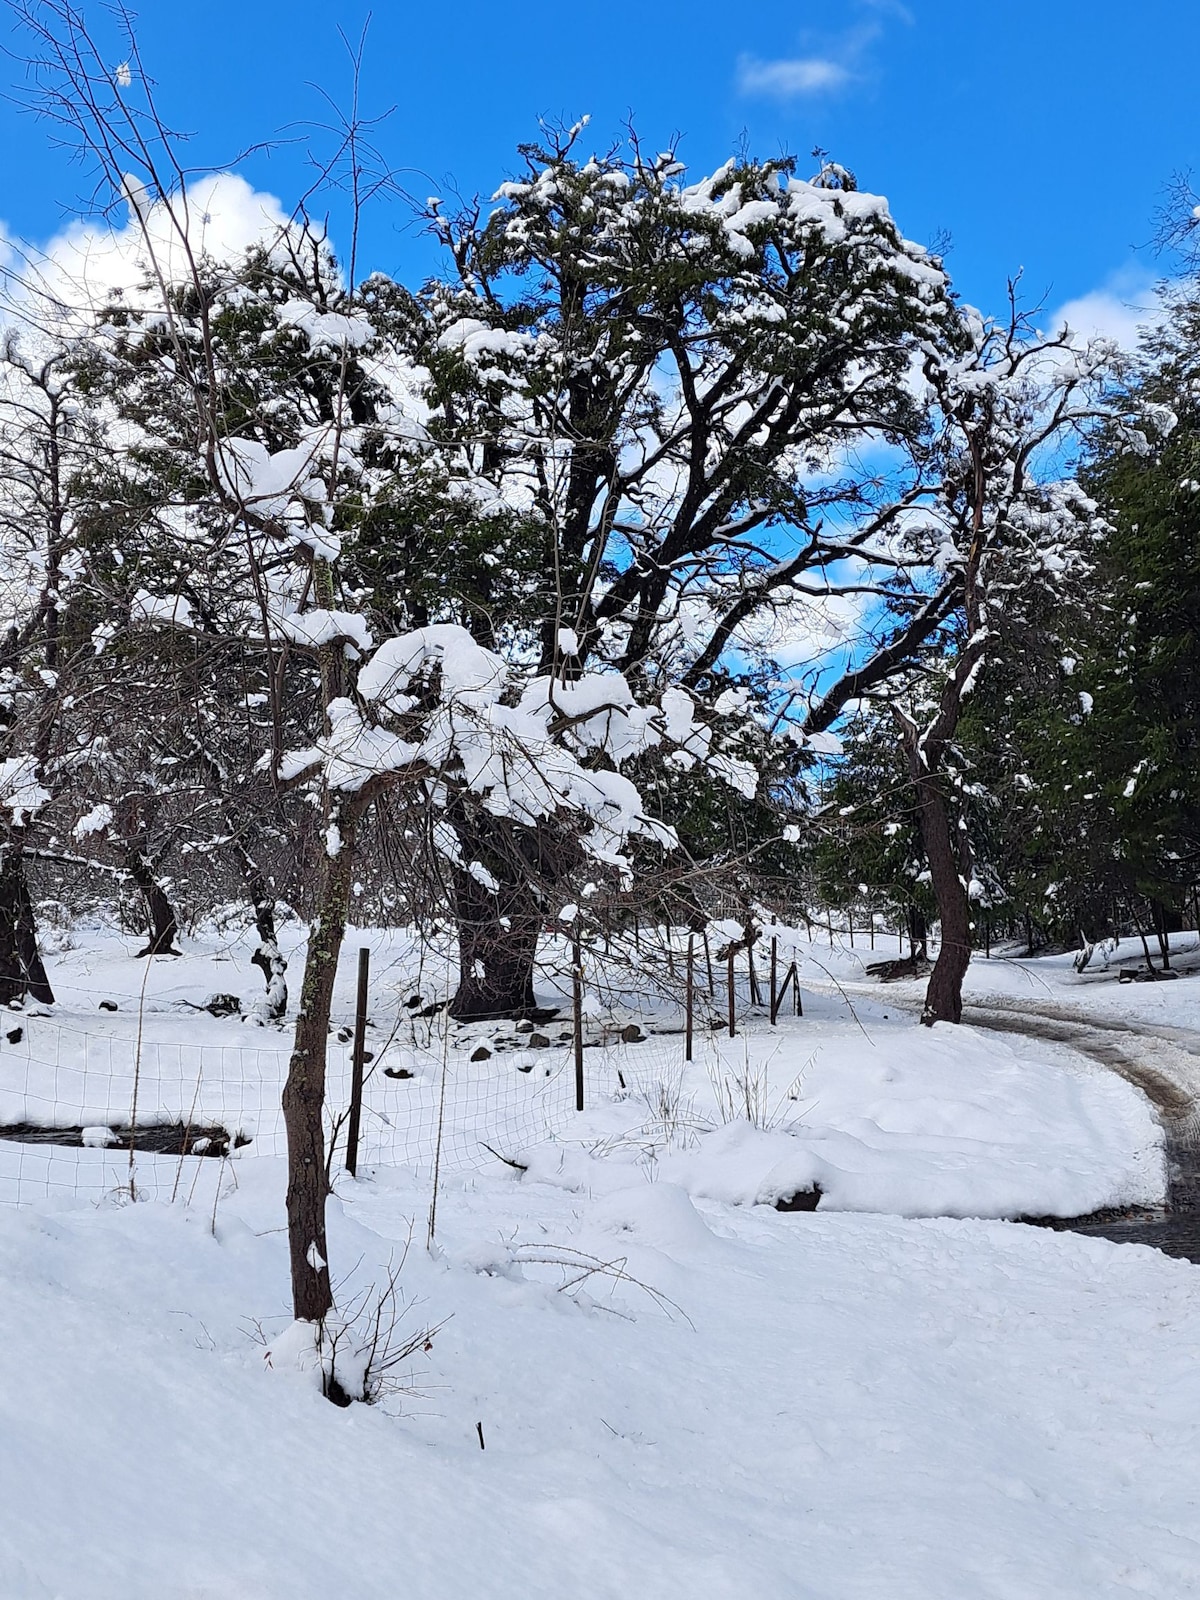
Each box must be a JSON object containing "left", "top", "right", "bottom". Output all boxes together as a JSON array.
[
  {"left": 0, "top": 917, "right": 824, "bottom": 1211},
  {"left": 0, "top": 1009, "right": 611, "bottom": 1209}
]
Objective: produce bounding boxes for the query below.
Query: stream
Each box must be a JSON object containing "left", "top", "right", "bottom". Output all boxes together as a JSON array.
[{"left": 957, "top": 1000, "right": 1200, "bottom": 1262}]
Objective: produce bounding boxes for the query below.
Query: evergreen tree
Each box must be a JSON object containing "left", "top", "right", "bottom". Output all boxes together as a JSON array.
[{"left": 1074, "top": 290, "right": 1200, "bottom": 939}]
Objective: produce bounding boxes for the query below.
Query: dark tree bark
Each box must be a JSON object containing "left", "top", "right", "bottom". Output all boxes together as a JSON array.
[
  {"left": 907, "top": 766, "right": 972, "bottom": 1026},
  {"left": 448, "top": 858, "right": 540, "bottom": 1021},
  {"left": 122, "top": 841, "right": 180, "bottom": 957},
  {"left": 1150, "top": 897, "right": 1178, "bottom": 972},
  {"left": 282, "top": 796, "right": 363, "bottom": 1328},
  {"left": 907, "top": 905, "right": 929, "bottom": 961},
  {"left": 112, "top": 794, "right": 179, "bottom": 958},
  {"left": 234, "top": 839, "right": 287, "bottom": 1018},
  {"left": 446, "top": 810, "right": 558, "bottom": 1022},
  {"left": 0, "top": 838, "right": 54, "bottom": 1005}
]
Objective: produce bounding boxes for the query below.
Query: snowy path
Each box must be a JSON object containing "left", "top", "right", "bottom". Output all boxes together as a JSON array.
[
  {"left": 806, "top": 951, "right": 1200, "bottom": 1249},
  {"left": 805, "top": 947, "right": 1200, "bottom": 1141},
  {"left": 958, "top": 1001, "right": 1200, "bottom": 1132}
]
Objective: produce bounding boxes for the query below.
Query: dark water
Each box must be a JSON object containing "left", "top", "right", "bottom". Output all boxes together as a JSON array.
[
  {"left": 1053, "top": 1213, "right": 1200, "bottom": 1260},
  {"left": 1033, "top": 1171, "right": 1200, "bottom": 1262}
]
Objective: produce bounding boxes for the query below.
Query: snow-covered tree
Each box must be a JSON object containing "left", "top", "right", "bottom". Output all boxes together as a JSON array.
[
  {"left": 399, "top": 126, "right": 968, "bottom": 1015},
  {"left": 861, "top": 304, "right": 1110, "bottom": 1022},
  {"left": 1073, "top": 289, "right": 1200, "bottom": 936},
  {"left": 10, "top": 7, "right": 697, "bottom": 1331},
  {"left": 0, "top": 323, "right": 106, "bottom": 1003}
]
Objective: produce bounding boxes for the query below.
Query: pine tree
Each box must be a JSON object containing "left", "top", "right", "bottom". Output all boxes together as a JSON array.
[{"left": 1074, "top": 290, "right": 1200, "bottom": 938}]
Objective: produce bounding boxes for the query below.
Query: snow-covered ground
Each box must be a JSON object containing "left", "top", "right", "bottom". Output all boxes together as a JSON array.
[
  {"left": 800, "top": 926, "right": 1200, "bottom": 1118},
  {"left": 0, "top": 920, "right": 1165, "bottom": 1220},
  {"left": 5, "top": 1154, "right": 1200, "bottom": 1598},
  {"left": 803, "top": 925, "right": 1200, "bottom": 1033},
  {"left": 1, "top": 921, "right": 1198, "bottom": 1597}
]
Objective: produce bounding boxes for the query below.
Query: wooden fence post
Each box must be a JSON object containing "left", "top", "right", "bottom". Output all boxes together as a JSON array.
[
  {"left": 769, "top": 934, "right": 778, "bottom": 1025},
  {"left": 727, "top": 949, "right": 736, "bottom": 1038},
  {"left": 345, "top": 946, "right": 370, "bottom": 1177}
]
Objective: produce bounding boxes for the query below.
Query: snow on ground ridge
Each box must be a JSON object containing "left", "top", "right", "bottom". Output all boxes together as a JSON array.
[
  {"left": 0, "top": 922, "right": 1167, "bottom": 1222},
  {"left": 0, "top": 923, "right": 1195, "bottom": 1598}
]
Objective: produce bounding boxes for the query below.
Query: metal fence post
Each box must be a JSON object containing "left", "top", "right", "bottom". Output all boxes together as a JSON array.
[
  {"left": 685, "top": 932, "right": 695, "bottom": 1062},
  {"left": 572, "top": 925, "right": 585, "bottom": 1112},
  {"left": 345, "top": 946, "right": 369, "bottom": 1177}
]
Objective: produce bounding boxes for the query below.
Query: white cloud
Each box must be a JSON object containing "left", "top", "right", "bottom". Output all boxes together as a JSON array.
[
  {"left": 736, "top": 4, "right": 910, "bottom": 103},
  {"left": 736, "top": 55, "right": 852, "bottom": 98},
  {"left": 2, "top": 173, "right": 292, "bottom": 335},
  {"left": 1049, "top": 266, "right": 1163, "bottom": 352},
  {"left": 859, "top": 0, "right": 914, "bottom": 18},
  {"left": 736, "top": 588, "right": 869, "bottom": 675}
]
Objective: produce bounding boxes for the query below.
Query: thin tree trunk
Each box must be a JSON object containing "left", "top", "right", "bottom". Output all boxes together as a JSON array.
[
  {"left": 1131, "top": 902, "right": 1157, "bottom": 973},
  {"left": 234, "top": 839, "right": 287, "bottom": 1018},
  {"left": 122, "top": 841, "right": 180, "bottom": 957},
  {"left": 1150, "top": 897, "right": 1173, "bottom": 972},
  {"left": 282, "top": 798, "right": 361, "bottom": 1327},
  {"left": 0, "top": 837, "right": 54, "bottom": 1005}
]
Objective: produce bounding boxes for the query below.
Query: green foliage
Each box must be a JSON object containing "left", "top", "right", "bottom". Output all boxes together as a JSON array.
[
  {"left": 803, "top": 712, "right": 938, "bottom": 931},
  {"left": 1074, "top": 299, "right": 1200, "bottom": 910}
]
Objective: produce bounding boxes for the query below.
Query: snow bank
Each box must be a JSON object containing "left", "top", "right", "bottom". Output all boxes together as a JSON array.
[
  {"left": 2, "top": 1156, "right": 1200, "bottom": 1598},
  {"left": 0, "top": 925, "right": 1165, "bottom": 1221},
  {"left": 521, "top": 1010, "right": 1163, "bottom": 1220},
  {"left": 0, "top": 924, "right": 1193, "bottom": 1596}
]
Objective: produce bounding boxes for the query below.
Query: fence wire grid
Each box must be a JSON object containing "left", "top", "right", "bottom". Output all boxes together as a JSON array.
[{"left": 0, "top": 1011, "right": 617, "bottom": 1209}]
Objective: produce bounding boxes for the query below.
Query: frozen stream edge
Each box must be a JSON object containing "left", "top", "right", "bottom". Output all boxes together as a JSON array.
[{"left": 825, "top": 977, "right": 1200, "bottom": 1254}]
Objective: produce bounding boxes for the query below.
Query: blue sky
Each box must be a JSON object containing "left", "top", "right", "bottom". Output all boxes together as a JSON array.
[{"left": 1, "top": 0, "right": 1193, "bottom": 332}]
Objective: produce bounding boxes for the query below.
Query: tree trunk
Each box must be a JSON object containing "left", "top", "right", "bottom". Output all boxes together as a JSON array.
[
  {"left": 1150, "top": 897, "right": 1177, "bottom": 972},
  {"left": 250, "top": 931, "right": 289, "bottom": 1020},
  {"left": 911, "top": 771, "right": 972, "bottom": 1026},
  {"left": 1131, "top": 901, "right": 1157, "bottom": 972},
  {"left": 446, "top": 809, "right": 554, "bottom": 1022},
  {"left": 448, "top": 858, "right": 540, "bottom": 1021},
  {"left": 122, "top": 842, "right": 180, "bottom": 957},
  {"left": 282, "top": 799, "right": 361, "bottom": 1328},
  {"left": 234, "top": 840, "right": 287, "bottom": 1018},
  {"left": 0, "top": 838, "right": 54, "bottom": 1006}
]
